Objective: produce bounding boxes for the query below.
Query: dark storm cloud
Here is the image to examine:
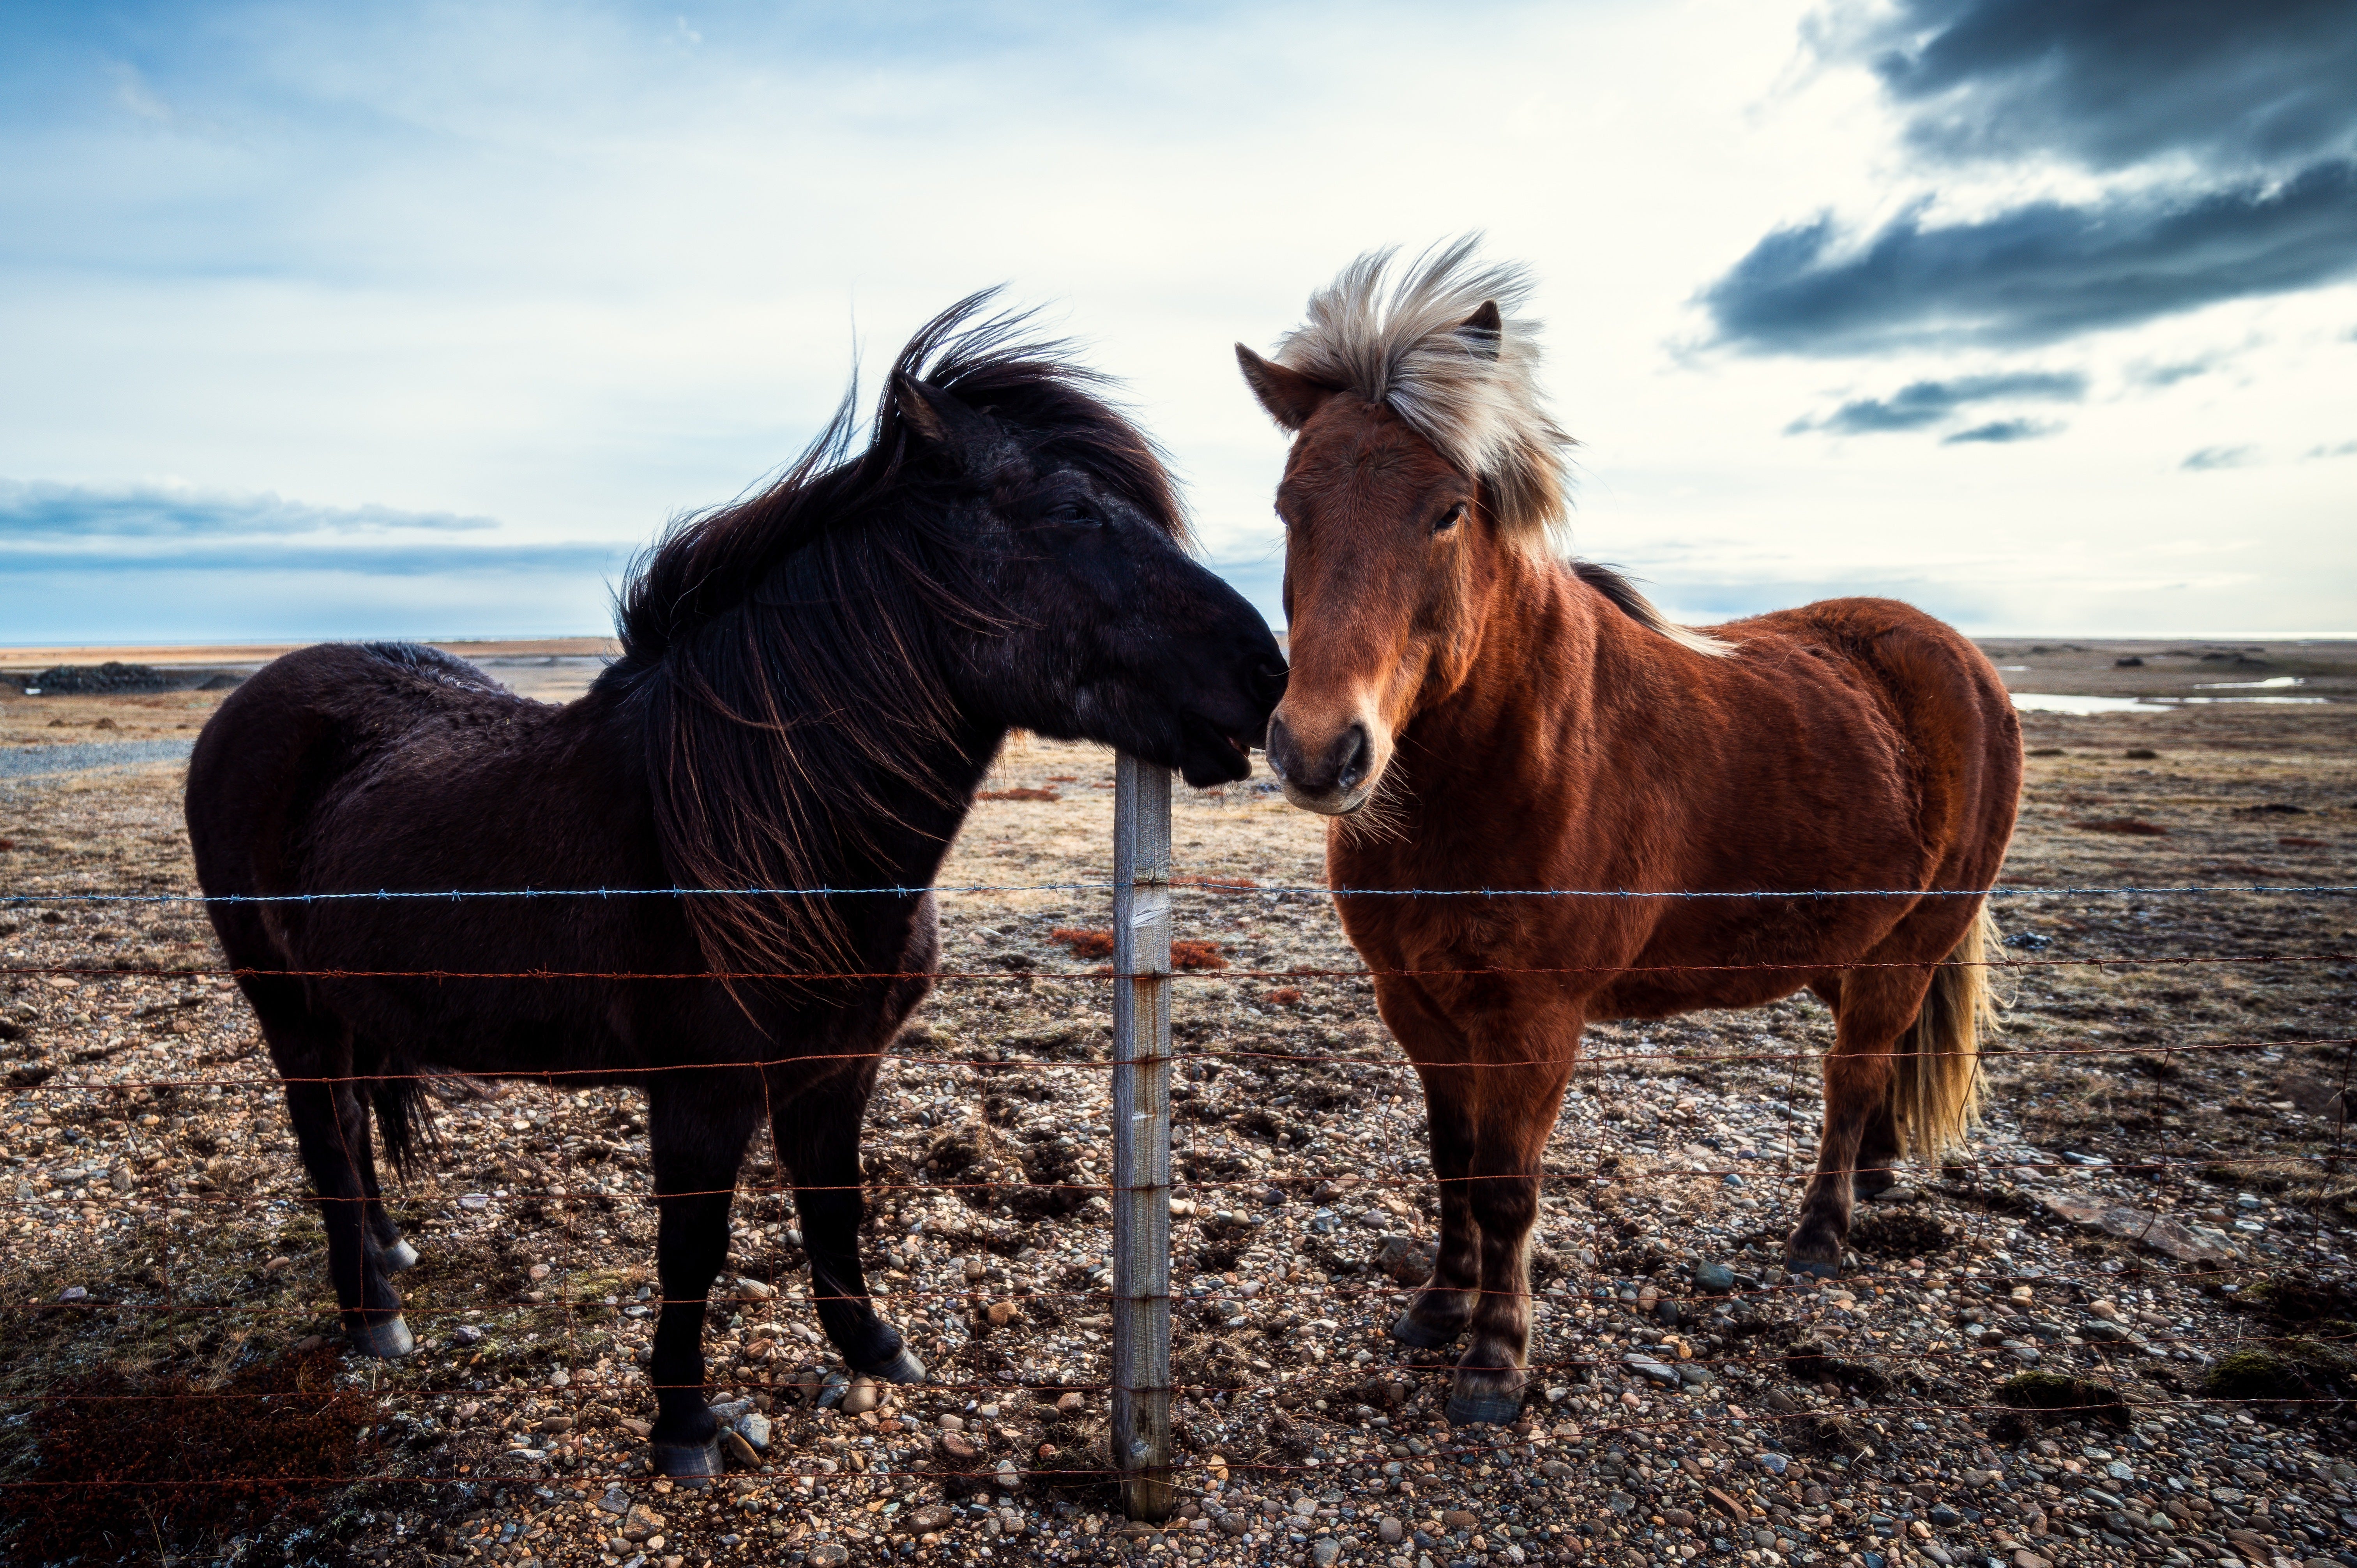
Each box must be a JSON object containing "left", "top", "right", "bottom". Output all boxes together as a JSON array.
[
  {"left": 1788, "top": 369, "right": 2082, "bottom": 434},
  {"left": 0, "top": 478, "right": 497, "bottom": 541},
  {"left": 1704, "top": 160, "right": 2357, "bottom": 353},
  {"left": 1704, "top": 3, "right": 2357, "bottom": 354},
  {"left": 2127, "top": 355, "right": 2227, "bottom": 389},
  {"left": 1941, "top": 418, "right": 2057, "bottom": 445},
  {"left": 0, "top": 478, "right": 621, "bottom": 575},
  {"left": 1861, "top": 0, "right": 2357, "bottom": 173}
]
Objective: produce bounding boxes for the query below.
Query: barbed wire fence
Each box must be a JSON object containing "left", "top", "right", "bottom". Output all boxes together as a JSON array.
[{"left": 1, "top": 759, "right": 2353, "bottom": 1565}]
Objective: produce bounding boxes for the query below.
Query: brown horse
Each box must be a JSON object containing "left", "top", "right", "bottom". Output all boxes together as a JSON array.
[{"left": 1235, "top": 241, "right": 2018, "bottom": 1425}]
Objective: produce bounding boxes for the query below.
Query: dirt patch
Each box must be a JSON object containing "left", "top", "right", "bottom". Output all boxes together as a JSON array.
[{"left": 0, "top": 1349, "right": 378, "bottom": 1564}]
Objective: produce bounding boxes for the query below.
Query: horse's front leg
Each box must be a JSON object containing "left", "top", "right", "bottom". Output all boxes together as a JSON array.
[
  {"left": 645, "top": 1071, "right": 762, "bottom": 1482},
  {"left": 773, "top": 1058, "right": 925, "bottom": 1383},
  {"left": 1448, "top": 1054, "right": 1577, "bottom": 1426},
  {"left": 1394, "top": 1072, "right": 1480, "bottom": 1349},
  {"left": 1380, "top": 978, "right": 1482, "bottom": 1351}
]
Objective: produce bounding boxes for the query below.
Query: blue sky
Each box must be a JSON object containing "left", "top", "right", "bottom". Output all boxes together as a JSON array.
[{"left": 3, "top": 0, "right": 2353, "bottom": 643}]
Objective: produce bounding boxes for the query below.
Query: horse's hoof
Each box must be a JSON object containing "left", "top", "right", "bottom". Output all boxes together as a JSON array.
[
  {"left": 1389, "top": 1311, "right": 1460, "bottom": 1351},
  {"left": 349, "top": 1314, "right": 414, "bottom": 1358},
  {"left": 651, "top": 1436, "right": 724, "bottom": 1486},
  {"left": 1444, "top": 1385, "right": 1524, "bottom": 1426},
  {"left": 1850, "top": 1169, "right": 1898, "bottom": 1202},
  {"left": 382, "top": 1239, "right": 421, "bottom": 1273},
  {"left": 1785, "top": 1255, "right": 1841, "bottom": 1280},
  {"left": 859, "top": 1346, "right": 928, "bottom": 1385}
]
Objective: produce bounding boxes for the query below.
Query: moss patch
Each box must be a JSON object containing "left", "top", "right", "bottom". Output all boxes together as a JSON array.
[
  {"left": 2201, "top": 1338, "right": 2357, "bottom": 1405},
  {"left": 1993, "top": 1371, "right": 2131, "bottom": 1431}
]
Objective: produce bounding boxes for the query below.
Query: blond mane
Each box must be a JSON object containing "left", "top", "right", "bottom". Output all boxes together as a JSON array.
[{"left": 1269, "top": 237, "right": 1733, "bottom": 657}]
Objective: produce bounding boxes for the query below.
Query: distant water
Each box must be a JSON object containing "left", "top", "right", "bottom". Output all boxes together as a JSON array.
[
  {"left": 2011, "top": 692, "right": 2328, "bottom": 715},
  {"left": 0, "top": 738, "right": 196, "bottom": 783}
]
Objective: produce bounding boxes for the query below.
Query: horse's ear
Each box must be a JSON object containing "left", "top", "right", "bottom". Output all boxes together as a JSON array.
[
  {"left": 1457, "top": 300, "right": 1502, "bottom": 361},
  {"left": 895, "top": 374, "right": 992, "bottom": 454},
  {"left": 1235, "top": 346, "right": 1332, "bottom": 432}
]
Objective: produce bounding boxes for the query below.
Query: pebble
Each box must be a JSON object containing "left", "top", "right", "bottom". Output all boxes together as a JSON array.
[
  {"left": 1624, "top": 1353, "right": 1681, "bottom": 1386},
  {"left": 839, "top": 1376, "right": 881, "bottom": 1416},
  {"left": 1377, "top": 1516, "right": 1403, "bottom": 1544},
  {"left": 807, "top": 1545, "right": 848, "bottom": 1566},
  {"left": 1055, "top": 1391, "right": 1086, "bottom": 1413},
  {"left": 986, "top": 1299, "right": 1021, "bottom": 1326},
  {"left": 1309, "top": 1540, "right": 1341, "bottom": 1566},
  {"left": 1694, "top": 1262, "right": 1737, "bottom": 1294},
  {"left": 736, "top": 1410, "right": 770, "bottom": 1450},
  {"left": 903, "top": 1503, "right": 956, "bottom": 1534}
]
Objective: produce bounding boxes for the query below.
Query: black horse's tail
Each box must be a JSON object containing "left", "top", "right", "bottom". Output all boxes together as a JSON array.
[{"left": 370, "top": 1061, "right": 439, "bottom": 1179}]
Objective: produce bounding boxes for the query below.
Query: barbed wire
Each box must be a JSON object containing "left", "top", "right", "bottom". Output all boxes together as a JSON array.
[
  {"left": 9, "top": 950, "right": 2355, "bottom": 992},
  {"left": 8, "top": 1145, "right": 2346, "bottom": 1207},
  {"left": 5, "top": 880, "right": 2355, "bottom": 907},
  {"left": 3, "top": 1032, "right": 2350, "bottom": 1093}
]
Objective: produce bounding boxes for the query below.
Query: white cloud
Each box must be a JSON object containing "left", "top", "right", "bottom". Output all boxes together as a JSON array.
[{"left": 0, "top": 0, "right": 2348, "bottom": 639}]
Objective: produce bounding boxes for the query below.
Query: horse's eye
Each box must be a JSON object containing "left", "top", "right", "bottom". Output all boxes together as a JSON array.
[{"left": 1434, "top": 502, "right": 1467, "bottom": 534}]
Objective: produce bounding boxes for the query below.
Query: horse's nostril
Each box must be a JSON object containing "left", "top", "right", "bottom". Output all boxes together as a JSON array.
[
  {"left": 1336, "top": 724, "right": 1372, "bottom": 791},
  {"left": 1264, "top": 715, "right": 1297, "bottom": 782}
]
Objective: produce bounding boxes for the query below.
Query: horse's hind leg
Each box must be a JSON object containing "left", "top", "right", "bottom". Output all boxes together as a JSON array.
[
  {"left": 1786, "top": 968, "right": 1932, "bottom": 1275},
  {"left": 359, "top": 1087, "right": 419, "bottom": 1272},
  {"left": 1809, "top": 978, "right": 1895, "bottom": 1201},
  {"left": 772, "top": 1061, "right": 925, "bottom": 1384},
  {"left": 252, "top": 988, "right": 412, "bottom": 1356},
  {"left": 1851, "top": 1101, "right": 1903, "bottom": 1203},
  {"left": 645, "top": 1071, "right": 763, "bottom": 1483}
]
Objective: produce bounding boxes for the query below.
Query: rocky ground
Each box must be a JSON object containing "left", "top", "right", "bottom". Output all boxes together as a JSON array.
[{"left": 2, "top": 641, "right": 2355, "bottom": 1568}]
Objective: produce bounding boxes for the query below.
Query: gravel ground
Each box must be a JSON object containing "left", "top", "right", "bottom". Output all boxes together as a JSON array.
[{"left": 1, "top": 645, "right": 2354, "bottom": 1568}]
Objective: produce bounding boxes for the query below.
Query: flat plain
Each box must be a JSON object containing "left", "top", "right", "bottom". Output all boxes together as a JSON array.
[{"left": 1, "top": 637, "right": 2353, "bottom": 1568}]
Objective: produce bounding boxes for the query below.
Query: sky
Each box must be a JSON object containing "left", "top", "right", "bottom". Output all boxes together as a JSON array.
[{"left": 2, "top": 0, "right": 2353, "bottom": 644}]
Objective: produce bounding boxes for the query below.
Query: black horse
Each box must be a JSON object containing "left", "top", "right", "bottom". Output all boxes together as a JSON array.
[{"left": 183, "top": 298, "right": 1285, "bottom": 1480}]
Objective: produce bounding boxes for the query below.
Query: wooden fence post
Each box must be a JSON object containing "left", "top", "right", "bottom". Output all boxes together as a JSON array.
[{"left": 1110, "top": 752, "right": 1175, "bottom": 1521}]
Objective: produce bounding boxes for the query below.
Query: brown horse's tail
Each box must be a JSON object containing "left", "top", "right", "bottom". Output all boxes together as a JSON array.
[{"left": 1891, "top": 902, "right": 1998, "bottom": 1160}]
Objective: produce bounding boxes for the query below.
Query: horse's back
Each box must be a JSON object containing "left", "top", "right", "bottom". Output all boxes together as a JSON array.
[
  {"left": 186, "top": 641, "right": 522, "bottom": 900},
  {"left": 1716, "top": 596, "right": 2020, "bottom": 872}
]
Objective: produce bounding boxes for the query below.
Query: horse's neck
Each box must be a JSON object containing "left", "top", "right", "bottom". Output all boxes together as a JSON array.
[
  {"left": 1366, "top": 556, "right": 1622, "bottom": 867},
  {"left": 796, "top": 718, "right": 1004, "bottom": 891},
  {"left": 1408, "top": 552, "right": 1603, "bottom": 768}
]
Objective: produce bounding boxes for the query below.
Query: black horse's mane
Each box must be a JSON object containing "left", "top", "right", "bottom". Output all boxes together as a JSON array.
[
  {"left": 599, "top": 294, "right": 1184, "bottom": 982},
  {"left": 611, "top": 293, "right": 1184, "bottom": 668}
]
